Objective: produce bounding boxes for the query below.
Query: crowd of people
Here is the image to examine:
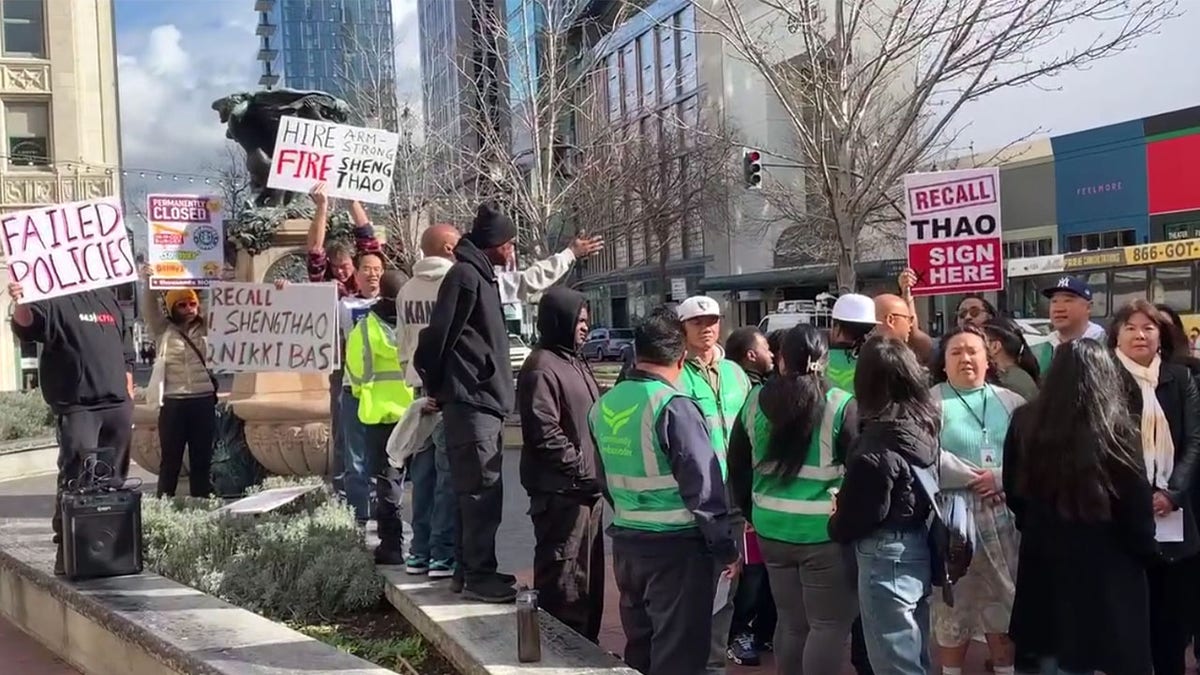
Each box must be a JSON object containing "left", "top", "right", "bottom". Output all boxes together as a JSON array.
[{"left": 10, "top": 192, "right": 1200, "bottom": 675}]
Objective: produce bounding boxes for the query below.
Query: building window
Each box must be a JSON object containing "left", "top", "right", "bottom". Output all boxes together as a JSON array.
[
  {"left": 5, "top": 101, "right": 49, "bottom": 167},
  {"left": 1002, "top": 237, "right": 1052, "bottom": 260},
  {"left": 2, "top": 0, "right": 44, "bottom": 58},
  {"left": 1153, "top": 264, "right": 1194, "bottom": 313},
  {"left": 658, "top": 23, "right": 677, "bottom": 101},
  {"left": 676, "top": 7, "right": 696, "bottom": 92},
  {"left": 1064, "top": 228, "right": 1136, "bottom": 253},
  {"left": 639, "top": 31, "right": 656, "bottom": 110},
  {"left": 1165, "top": 222, "right": 1200, "bottom": 241}
]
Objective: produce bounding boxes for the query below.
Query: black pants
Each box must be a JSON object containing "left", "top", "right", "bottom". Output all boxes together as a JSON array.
[
  {"left": 53, "top": 402, "right": 134, "bottom": 545},
  {"left": 157, "top": 395, "right": 216, "bottom": 497},
  {"left": 442, "top": 403, "right": 505, "bottom": 585},
  {"left": 530, "top": 493, "right": 605, "bottom": 643},
  {"left": 728, "top": 562, "right": 777, "bottom": 645},
  {"left": 851, "top": 617, "right": 874, "bottom": 675},
  {"left": 365, "top": 422, "right": 404, "bottom": 550},
  {"left": 614, "top": 541, "right": 715, "bottom": 675},
  {"left": 1149, "top": 558, "right": 1194, "bottom": 675}
]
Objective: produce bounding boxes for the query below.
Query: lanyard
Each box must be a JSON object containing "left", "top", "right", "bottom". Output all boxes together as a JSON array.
[{"left": 948, "top": 383, "right": 990, "bottom": 436}]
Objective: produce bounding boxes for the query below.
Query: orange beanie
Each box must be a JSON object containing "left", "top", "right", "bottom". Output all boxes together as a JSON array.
[{"left": 164, "top": 289, "right": 199, "bottom": 309}]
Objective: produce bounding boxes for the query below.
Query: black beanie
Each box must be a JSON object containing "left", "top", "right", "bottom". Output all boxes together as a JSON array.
[{"left": 467, "top": 201, "right": 517, "bottom": 249}]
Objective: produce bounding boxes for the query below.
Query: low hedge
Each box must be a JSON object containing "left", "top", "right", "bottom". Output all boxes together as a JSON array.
[{"left": 0, "top": 390, "right": 53, "bottom": 441}]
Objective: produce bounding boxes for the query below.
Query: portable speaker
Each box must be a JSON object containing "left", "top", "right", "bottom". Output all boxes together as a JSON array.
[{"left": 61, "top": 489, "right": 143, "bottom": 581}]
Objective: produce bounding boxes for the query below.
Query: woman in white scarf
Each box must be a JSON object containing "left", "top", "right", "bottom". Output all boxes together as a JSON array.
[{"left": 1111, "top": 299, "right": 1200, "bottom": 675}]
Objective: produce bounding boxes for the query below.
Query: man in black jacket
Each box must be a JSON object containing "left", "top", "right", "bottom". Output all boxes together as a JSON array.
[
  {"left": 516, "top": 286, "right": 604, "bottom": 641},
  {"left": 6, "top": 282, "right": 134, "bottom": 575},
  {"left": 413, "top": 202, "right": 520, "bottom": 603}
]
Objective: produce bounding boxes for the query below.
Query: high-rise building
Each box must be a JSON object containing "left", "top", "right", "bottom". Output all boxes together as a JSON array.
[{"left": 255, "top": 0, "right": 398, "bottom": 128}]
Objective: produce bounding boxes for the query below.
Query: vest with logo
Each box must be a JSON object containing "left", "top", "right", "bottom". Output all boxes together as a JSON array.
[
  {"left": 344, "top": 312, "right": 414, "bottom": 424},
  {"left": 590, "top": 379, "right": 696, "bottom": 533},
  {"left": 678, "top": 358, "right": 750, "bottom": 477},
  {"left": 743, "top": 386, "right": 851, "bottom": 544},
  {"left": 826, "top": 348, "right": 857, "bottom": 392}
]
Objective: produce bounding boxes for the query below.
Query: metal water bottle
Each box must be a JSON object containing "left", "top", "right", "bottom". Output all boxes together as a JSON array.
[{"left": 516, "top": 589, "right": 542, "bottom": 663}]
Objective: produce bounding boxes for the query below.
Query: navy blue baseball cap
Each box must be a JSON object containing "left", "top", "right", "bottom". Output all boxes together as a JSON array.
[{"left": 1041, "top": 275, "right": 1093, "bottom": 302}]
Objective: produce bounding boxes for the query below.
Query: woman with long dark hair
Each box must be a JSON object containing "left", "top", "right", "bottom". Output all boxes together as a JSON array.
[
  {"left": 1154, "top": 303, "right": 1200, "bottom": 378},
  {"left": 981, "top": 318, "right": 1040, "bottom": 400},
  {"left": 828, "top": 335, "right": 941, "bottom": 673},
  {"left": 1003, "top": 339, "right": 1155, "bottom": 675},
  {"left": 728, "top": 325, "right": 860, "bottom": 675}
]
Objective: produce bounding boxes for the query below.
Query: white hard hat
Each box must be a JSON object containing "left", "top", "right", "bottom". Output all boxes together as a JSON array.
[
  {"left": 677, "top": 295, "right": 721, "bottom": 321},
  {"left": 830, "top": 293, "right": 879, "bottom": 324}
]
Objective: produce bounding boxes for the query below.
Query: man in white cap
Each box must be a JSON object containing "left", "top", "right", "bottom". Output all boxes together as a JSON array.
[{"left": 675, "top": 295, "right": 750, "bottom": 674}]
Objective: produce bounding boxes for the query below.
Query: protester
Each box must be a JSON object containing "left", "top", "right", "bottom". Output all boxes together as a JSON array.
[
  {"left": 728, "top": 324, "right": 860, "bottom": 675},
  {"left": 7, "top": 282, "right": 135, "bottom": 575},
  {"left": 980, "top": 318, "right": 1040, "bottom": 400},
  {"left": 828, "top": 335, "right": 940, "bottom": 674},
  {"left": 876, "top": 268, "right": 935, "bottom": 362},
  {"left": 1109, "top": 300, "right": 1200, "bottom": 675},
  {"left": 955, "top": 294, "right": 998, "bottom": 328},
  {"left": 725, "top": 326, "right": 773, "bottom": 386},
  {"left": 1002, "top": 338, "right": 1156, "bottom": 675},
  {"left": 826, "top": 294, "right": 878, "bottom": 392},
  {"left": 516, "top": 287, "right": 604, "bottom": 642},
  {"left": 591, "top": 306, "right": 740, "bottom": 675},
  {"left": 1031, "top": 276, "right": 1106, "bottom": 371},
  {"left": 338, "top": 251, "right": 385, "bottom": 523},
  {"left": 930, "top": 325, "right": 1024, "bottom": 675},
  {"left": 138, "top": 267, "right": 216, "bottom": 497},
  {"left": 675, "top": 295, "right": 752, "bottom": 674},
  {"left": 766, "top": 329, "right": 785, "bottom": 375}
]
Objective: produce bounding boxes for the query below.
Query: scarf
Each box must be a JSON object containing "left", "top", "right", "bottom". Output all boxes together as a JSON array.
[{"left": 1116, "top": 350, "right": 1175, "bottom": 488}]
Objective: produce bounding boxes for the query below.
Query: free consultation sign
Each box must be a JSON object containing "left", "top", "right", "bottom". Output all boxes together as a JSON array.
[{"left": 904, "top": 167, "right": 1004, "bottom": 297}]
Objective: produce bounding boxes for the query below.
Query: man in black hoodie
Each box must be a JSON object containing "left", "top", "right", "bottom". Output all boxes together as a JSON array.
[
  {"left": 414, "top": 202, "right": 520, "bottom": 603},
  {"left": 6, "top": 282, "right": 134, "bottom": 575},
  {"left": 516, "top": 286, "right": 604, "bottom": 642}
]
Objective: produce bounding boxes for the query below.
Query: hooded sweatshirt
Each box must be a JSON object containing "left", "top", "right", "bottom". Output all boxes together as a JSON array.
[{"left": 516, "top": 287, "right": 601, "bottom": 497}]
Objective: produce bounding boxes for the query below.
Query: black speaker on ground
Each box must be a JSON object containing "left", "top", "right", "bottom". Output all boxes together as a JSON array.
[{"left": 61, "top": 489, "right": 143, "bottom": 581}]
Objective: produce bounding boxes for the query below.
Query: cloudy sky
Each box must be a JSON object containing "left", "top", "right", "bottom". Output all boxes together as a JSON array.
[{"left": 112, "top": 0, "right": 1198, "bottom": 197}]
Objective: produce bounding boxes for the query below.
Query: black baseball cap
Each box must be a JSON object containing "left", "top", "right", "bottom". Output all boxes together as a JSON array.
[{"left": 1041, "top": 276, "right": 1093, "bottom": 302}]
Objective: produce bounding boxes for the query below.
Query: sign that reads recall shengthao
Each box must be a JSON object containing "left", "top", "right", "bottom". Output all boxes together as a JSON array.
[
  {"left": 146, "top": 194, "right": 225, "bottom": 289},
  {"left": 267, "top": 116, "right": 398, "bottom": 205},
  {"left": 206, "top": 282, "right": 338, "bottom": 373},
  {"left": 904, "top": 167, "right": 1004, "bottom": 297},
  {"left": 0, "top": 196, "right": 136, "bottom": 303}
]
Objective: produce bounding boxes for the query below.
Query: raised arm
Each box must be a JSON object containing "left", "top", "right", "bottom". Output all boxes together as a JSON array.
[
  {"left": 305, "top": 182, "right": 330, "bottom": 282},
  {"left": 137, "top": 266, "right": 167, "bottom": 338},
  {"left": 503, "top": 235, "right": 603, "bottom": 302},
  {"left": 348, "top": 201, "right": 381, "bottom": 255}
]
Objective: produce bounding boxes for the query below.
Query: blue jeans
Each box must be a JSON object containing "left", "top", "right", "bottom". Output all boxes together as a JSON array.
[
  {"left": 408, "top": 420, "right": 457, "bottom": 562},
  {"left": 856, "top": 529, "right": 933, "bottom": 675},
  {"left": 1038, "top": 658, "right": 1090, "bottom": 675},
  {"left": 338, "top": 388, "right": 371, "bottom": 521}
]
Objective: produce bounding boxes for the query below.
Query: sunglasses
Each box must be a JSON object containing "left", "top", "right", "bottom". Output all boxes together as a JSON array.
[{"left": 957, "top": 307, "right": 986, "bottom": 320}]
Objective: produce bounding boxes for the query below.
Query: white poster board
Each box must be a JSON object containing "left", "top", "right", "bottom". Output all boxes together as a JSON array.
[
  {"left": 0, "top": 197, "right": 136, "bottom": 303},
  {"left": 206, "top": 282, "right": 338, "bottom": 373},
  {"left": 146, "top": 194, "right": 225, "bottom": 289},
  {"left": 266, "top": 116, "right": 399, "bottom": 204},
  {"left": 904, "top": 167, "right": 1004, "bottom": 297}
]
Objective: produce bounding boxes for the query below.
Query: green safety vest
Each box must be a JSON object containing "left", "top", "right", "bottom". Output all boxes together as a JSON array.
[
  {"left": 1032, "top": 341, "right": 1053, "bottom": 373},
  {"left": 344, "top": 312, "right": 414, "bottom": 425},
  {"left": 677, "top": 358, "right": 750, "bottom": 477},
  {"left": 827, "top": 348, "right": 857, "bottom": 392},
  {"left": 589, "top": 379, "right": 696, "bottom": 533},
  {"left": 743, "top": 387, "right": 851, "bottom": 544}
]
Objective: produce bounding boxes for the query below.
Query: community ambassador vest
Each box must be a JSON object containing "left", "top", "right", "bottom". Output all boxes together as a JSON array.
[
  {"left": 677, "top": 358, "right": 750, "bottom": 477},
  {"left": 344, "top": 312, "right": 414, "bottom": 425},
  {"left": 826, "top": 348, "right": 857, "bottom": 392}
]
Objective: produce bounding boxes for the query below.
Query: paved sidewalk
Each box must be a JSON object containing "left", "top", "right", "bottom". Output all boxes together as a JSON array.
[{"left": 0, "top": 617, "right": 78, "bottom": 674}]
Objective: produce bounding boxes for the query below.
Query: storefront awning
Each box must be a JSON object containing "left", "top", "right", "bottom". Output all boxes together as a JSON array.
[{"left": 699, "top": 259, "right": 906, "bottom": 292}]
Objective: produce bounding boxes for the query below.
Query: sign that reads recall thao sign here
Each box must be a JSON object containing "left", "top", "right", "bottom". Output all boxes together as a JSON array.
[
  {"left": 0, "top": 196, "right": 136, "bottom": 303},
  {"left": 206, "top": 282, "right": 338, "bottom": 373},
  {"left": 267, "top": 116, "right": 399, "bottom": 205},
  {"left": 146, "top": 194, "right": 225, "bottom": 289},
  {"left": 904, "top": 167, "right": 1004, "bottom": 297}
]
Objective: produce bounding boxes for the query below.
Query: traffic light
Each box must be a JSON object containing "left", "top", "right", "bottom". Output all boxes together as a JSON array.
[{"left": 743, "top": 148, "right": 763, "bottom": 189}]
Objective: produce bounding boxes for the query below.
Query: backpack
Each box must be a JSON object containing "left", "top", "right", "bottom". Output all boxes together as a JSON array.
[{"left": 910, "top": 460, "right": 975, "bottom": 607}]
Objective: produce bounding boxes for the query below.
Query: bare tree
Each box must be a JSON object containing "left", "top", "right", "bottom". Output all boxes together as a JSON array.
[
  {"left": 200, "top": 142, "right": 256, "bottom": 222},
  {"left": 697, "top": 0, "right": 1178, "bottom": 289}
]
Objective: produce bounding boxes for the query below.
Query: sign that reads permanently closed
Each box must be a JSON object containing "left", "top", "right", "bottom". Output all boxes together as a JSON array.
[
  {"left": 904, "top": 167, "right": 1004, "bottom": 297},
  {"left": 147, "top": 194, "right": 225, "bottom": 289},
  {"left": 206, "top": 282, "right": 338, "bottom": 373},
  {"left": 0, "top": 196, "right": 136, "bottom": 303},
  {"left": 267, "top": 116, "right": 399, "bottom": 205}
]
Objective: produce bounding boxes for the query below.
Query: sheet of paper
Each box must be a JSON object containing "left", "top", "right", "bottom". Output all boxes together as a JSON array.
[
  {"left": 1156, "top": 509, "right": 1184, "bottom": 543},
  {"left": 712, "top": 574, "right": 731, "bottom": 616}
]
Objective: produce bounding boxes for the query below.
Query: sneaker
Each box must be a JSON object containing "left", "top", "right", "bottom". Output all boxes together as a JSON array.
[
  {"left": 428, "top": 559, "right": 455, "bottom": 579},
  {"left": 374, "top": 545, "right": 405, "bottom": 566},
  {"left": 462, "top": 577, "right": 518, "bottom": 603},
  {"left": 726, "top": 634, "right": 760, "bottom": 667},
  {"left": 495, "top": 571, "right": 517, "bottom": 585},
  {"left": 405, "top": 555, "right": 429, "bottom": 575}
]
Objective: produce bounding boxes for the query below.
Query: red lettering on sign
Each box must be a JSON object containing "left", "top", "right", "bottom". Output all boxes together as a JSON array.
[{"left": 274, "top": 149, "right": 332, "bottom": 181}]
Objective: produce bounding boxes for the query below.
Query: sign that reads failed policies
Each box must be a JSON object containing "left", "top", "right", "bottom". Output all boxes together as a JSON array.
[
  {"left": 0, "top": 197, "right": 136, "bottom": 303},
  {"left": 206, "top": 282, "right": 338, "bottom": 373},
  {"left": 267, "top": 116, "right": 399, "bottom": 205},
  {"left": 904, "top": 167, "right": 1004, "bottom": 297},
  {"left": 146, "top": 194, "right": 225, "bottom": 289}
]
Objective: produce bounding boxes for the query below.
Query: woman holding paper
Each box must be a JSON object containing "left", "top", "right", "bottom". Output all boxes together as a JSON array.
[{"left": 1109, "top": 299, "right": 1200, "bottom": 675}]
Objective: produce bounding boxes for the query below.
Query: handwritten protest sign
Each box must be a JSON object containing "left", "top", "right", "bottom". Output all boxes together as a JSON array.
[
  {"left": 0, "top": 196, "right": 136, "bottom": 303},
  {"left": 147, "top": 194, "right": 225, "bottom": 289},
  {"left": 207, "top": 282, "right": 337, "bottom": 373},
  {"left": 904, "top": 167, "right": 1004, "bottom": 297},
  {"left": 267, "top": 116, "right": 398, "bottom": 205}
]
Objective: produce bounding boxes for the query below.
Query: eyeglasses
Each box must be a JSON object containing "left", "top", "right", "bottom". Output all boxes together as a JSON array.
[
  {"left": 957, "top": 307, "right": 985, "bottom": 319},
  {"left": 888, "top": 312, "right": 915, "bottom": 322}
]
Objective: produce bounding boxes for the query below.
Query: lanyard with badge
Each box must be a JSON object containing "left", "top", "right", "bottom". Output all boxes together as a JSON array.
[{"left": 949, "top": 383, "right": 997, "bottom": 468}]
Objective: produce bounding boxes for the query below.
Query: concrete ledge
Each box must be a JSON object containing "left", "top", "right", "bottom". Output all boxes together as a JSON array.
[
  {"left": 0, "top": 440, "right": 58, "bottom": 481},
  {"left": 0, "top": 517, "right": 396, "bottom": 675},
  {"left": 381, "top": 567, "right": 636, "bottom": 675}
]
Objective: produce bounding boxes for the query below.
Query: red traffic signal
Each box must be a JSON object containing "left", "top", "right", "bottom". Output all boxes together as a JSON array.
[{"left": 743, "top": 148, "right": 763, "bottom": 189}]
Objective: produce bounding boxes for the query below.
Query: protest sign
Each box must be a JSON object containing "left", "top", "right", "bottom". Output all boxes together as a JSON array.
[
  {"left": 904, "top": 167, "right": 1004, "bottom": 297},
  {"left": 267, "top": 116, "right": 399, "bottom": 205},
  {"left": 207, "top": 282, "right": 337, "bottom": 373},
  {"left": 147, "top": 194, "right": 225, "bottom": 289},
  {"left": 0, "top": 196, "right": 136, "bottom": 303}
]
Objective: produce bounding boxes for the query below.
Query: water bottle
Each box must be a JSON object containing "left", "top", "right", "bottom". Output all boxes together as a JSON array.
[{"left": 515, "top": 589, "right": 542, "bottom": 663}]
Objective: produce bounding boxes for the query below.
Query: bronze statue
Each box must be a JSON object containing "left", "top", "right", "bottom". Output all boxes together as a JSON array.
[{"left": 212, "top": 89, "right": 351, "bottom": 208}]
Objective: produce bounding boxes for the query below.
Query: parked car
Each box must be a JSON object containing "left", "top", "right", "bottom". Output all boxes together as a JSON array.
[
  {"left": 581, "top": 327, "right": 634, "bottom": 361},
  {"left": 509, "top": 334, "right": 531, "bottom": 372}
]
